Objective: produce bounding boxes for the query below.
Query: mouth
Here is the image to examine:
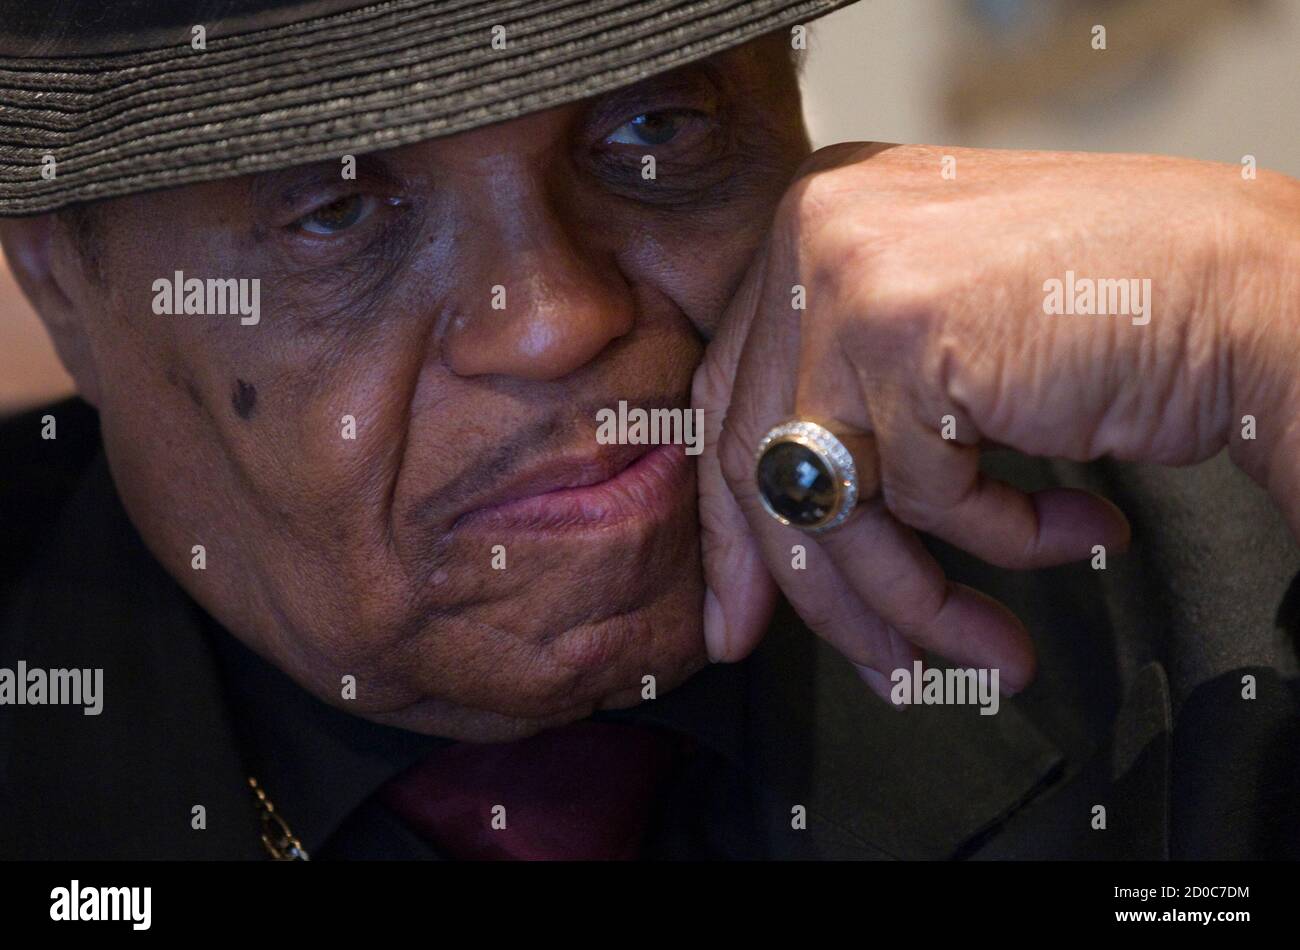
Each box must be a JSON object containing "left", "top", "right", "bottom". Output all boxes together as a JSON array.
[{"left": 453, "top": 441, "right": 694, "bottom": 534}]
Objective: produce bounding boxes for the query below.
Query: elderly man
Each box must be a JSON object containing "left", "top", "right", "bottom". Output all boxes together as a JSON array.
[{"left": 1, "top": 0, "right": 1297, "bottom": 861}]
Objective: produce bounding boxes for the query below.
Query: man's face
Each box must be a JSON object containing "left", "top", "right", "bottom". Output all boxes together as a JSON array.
[{"left": 36, "top": 36, "right": 809, "bottom": 740}]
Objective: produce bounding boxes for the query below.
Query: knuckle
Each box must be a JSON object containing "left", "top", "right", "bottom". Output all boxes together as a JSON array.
[
  {"left": 690, "top": 351, "right": 731, "bottom": 415},
  {"left": 792, "top": 600, "right": 835, "bottom": 632},
  {"left": 875, "top": 570, "right": 949, "bottom": 641},
  {"left": 866, "top": 272, "right": 944, "bottom": 325},
  {"left": 844, "top": 274, "right": 946, "bottom": 379},
  {"left": 895, "top": 588, "right": 948, "bottom": 642},
  {"left": 774, "top": 163, "right": 862, "bottom": 251},
  {"left": 773, "top": 201, "right": 942, "bottom": 359},
  {"left": 795, "top": 597, "right": 861, "bottom": 638},
  {"left": 851, "top": 248, "right": 947, "bottom": 328},
  {"left": 880, "top": 475, "right": 940, "bottom": 532},
  {"left": 795, "top": 141, "right": 870, "bottom": 178}
]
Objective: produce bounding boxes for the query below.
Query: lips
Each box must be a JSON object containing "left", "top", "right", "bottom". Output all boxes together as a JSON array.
[{"left": 453, "top": 441, "right": 694, "bottom": 533}]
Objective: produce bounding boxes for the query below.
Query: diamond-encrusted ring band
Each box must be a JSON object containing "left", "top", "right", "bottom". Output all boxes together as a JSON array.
[{"left": 754, "top": 421, "right": 863, "bottom": 534}]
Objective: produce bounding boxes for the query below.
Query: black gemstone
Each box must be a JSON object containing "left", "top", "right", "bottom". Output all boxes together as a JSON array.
[{"left": 757, "top": 441, "right": 836, "bottom": 526}]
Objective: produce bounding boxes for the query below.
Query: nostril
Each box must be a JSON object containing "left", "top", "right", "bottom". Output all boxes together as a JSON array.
[{"left": 443, "top": 276, "right": 634, "bottom": 382}]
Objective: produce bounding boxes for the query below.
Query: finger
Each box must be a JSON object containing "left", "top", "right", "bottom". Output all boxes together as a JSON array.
[
  {"left": 715, "top": 389, "right": 929, "bottom": 675},
  {"left": 833, "top": 429, "right": 883, "bottom": 498},
  {"left": 694, "top": 244, "right": 784, "bottom": 662},
  {"left": 698, "top": 423, "right": 779, "bottom": 662},
  {"left": 724, "top": 407, "right": 1016, "bottom": 684},
  {"left": 816, "top": 498, "right": 1037, "bottom": 689},
  {"left": 786, "top": 315, "right": 1035, "bottom": 679},
  {"left": 715, "top": 222, "right": 1029, "bottom": 681},
  {"left": 721, "top": 467, "right": 925, "bottom": 675},
  {"left": 875, "top": 405, "right": 1131, "bottom": 568},
  {"left": 855, "top": 630, "right": 925, "bottom": 707}
]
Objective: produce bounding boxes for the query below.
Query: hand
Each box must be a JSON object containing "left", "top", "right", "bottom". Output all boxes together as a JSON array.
[{"left": 692, "top": 142, "right": 1300, "bottom": 698}]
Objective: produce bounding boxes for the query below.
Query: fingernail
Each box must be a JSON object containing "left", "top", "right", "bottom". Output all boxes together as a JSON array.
[{"left": 704, "top": 589, "right": 728, "bottom": 663}]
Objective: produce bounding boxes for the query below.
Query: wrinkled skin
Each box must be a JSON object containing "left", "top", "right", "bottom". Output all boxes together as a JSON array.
[
  {"left": 695, "top": 143, "right": 1300, "bottom": 700},
  {"left": 6, "top": 33, "right": 1300, "bottom": 738},
  {"left": 1, "top": 35, "right": 809, "bottom": 740}
]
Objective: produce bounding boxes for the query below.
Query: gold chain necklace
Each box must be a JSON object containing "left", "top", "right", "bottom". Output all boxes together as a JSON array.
[{"left": 248, "top": 776, "right": 310, "bottom": 860}]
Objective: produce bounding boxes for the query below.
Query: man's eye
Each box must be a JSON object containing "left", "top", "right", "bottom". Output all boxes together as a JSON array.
[
  {"left": 293, "top": 194, "right": 376, "bottom": 235},
  {"left": 604, "top": 111, "right": 692, "bottom": 147}
]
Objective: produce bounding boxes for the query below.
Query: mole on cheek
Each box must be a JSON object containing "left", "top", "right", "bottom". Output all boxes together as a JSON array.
[{"left": 231, "top": 378, "right": 258, "bottom": 419}]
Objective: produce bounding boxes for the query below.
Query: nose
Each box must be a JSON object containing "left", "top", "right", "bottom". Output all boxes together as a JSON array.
[{"left": 441, "top": 185, "right": 634, "bottom": 382}]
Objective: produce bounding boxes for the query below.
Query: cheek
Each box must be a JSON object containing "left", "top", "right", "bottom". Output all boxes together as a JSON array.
[
  {"left": 86, "top": 237, "right": 438, "bottom": 694},
  {"left": 611, "top": 208, "right": 778, "bottom": 340},
  {"left": 89, "top": 188, "right": 725, "bottom": 729}
]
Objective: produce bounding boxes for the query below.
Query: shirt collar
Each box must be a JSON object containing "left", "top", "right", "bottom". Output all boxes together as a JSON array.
[
  {"left": 202, "top": 615, "right": 450, "bottom": 856},
  {"left": 205, "top": 613, "right": 757, "bottom": 856}
]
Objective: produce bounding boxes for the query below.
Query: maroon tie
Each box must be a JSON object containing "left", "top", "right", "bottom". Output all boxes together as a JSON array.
[{"left": 377, "top": 721, "right": 680, "bottom": 860}]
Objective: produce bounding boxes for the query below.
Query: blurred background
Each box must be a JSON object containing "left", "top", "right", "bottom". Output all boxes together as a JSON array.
[{"left": 3, "top": 0, "right": 1298, "bottom": 415}]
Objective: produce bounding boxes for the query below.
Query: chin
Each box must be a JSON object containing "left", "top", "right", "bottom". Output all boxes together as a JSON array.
[{"left": 365, "top": 610, "right": 709, "bottom": 742}]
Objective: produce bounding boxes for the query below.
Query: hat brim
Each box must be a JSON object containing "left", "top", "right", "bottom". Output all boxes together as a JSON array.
[{"left": 0, "top": 0, "right": 854, "bottom": 216}]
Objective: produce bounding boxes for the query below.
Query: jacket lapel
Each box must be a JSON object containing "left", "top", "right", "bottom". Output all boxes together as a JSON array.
[
  {"left": 743, "top": 605, "right": 1065, "bottom": 859},
  {"left": 0, "top": 453, "right": 262, "bottom": 859}
]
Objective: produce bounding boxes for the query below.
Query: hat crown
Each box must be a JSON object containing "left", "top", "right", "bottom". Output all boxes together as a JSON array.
[
  {"left": 0, "top": 0, "right": 378, "bottom": 57},
  {"left": 0, "top": 0, "right": 855, "bottom": 215}
]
